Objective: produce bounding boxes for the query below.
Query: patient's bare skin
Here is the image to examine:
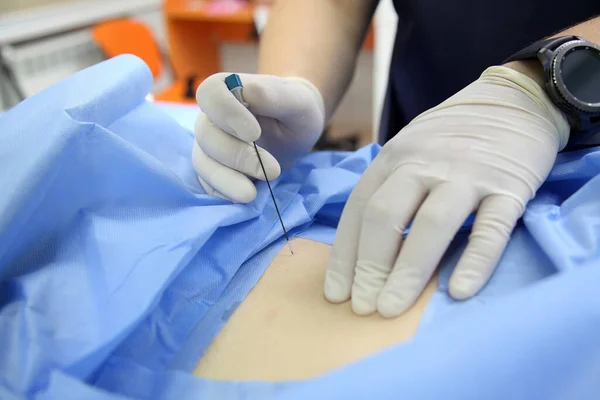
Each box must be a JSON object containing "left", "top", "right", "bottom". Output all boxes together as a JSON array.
[{"left": 194, "top": 238, "right": 437, "bottom": 381}]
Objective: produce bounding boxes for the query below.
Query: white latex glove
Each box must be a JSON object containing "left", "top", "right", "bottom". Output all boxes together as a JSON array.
[
  {"left": 193, "top": 73, "right": 325, "bottom": 203},
  {"left": 325, "top": 66, "right": 570, "bottom": 318}
]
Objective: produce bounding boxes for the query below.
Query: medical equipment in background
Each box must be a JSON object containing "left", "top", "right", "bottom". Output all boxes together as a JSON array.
[
  {"left": 0, "top": 0, "right": 171, "bottom": 110},
  {"left": 225, "top": 73, "right": 293, "bottom": 254},
  {"left": 0, "top": 51, "right": 25, "bottom": 107},
  {"left": 0, "top": 28, "right": 105, "bottom": 109}
]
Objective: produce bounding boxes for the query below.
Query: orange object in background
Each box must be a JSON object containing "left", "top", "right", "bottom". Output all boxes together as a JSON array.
[
  {"left": 163, "top": 0, "right": 256, "bottom": 88},
  {"left": 91, "top": 1, "right": 374, "bottom": 105},
  {"left": 155, "top": 0, "right": 260, "bottom": 103},
  {"left": 92, "top": 19, "right": 163, "bottom": 79},
  {"left": 162, "top": 0, "right": 374, "bottom": 100},
  {"left": 92, "top": 18, "right": 193, "bottom": 103}
]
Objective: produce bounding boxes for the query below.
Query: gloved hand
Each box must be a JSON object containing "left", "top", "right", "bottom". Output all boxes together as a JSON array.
[
  {"left": 193, "top": 73, "right": 325, "bottom": 203},
  {"left": 324, "top": 66, "right": 570, "bottom": 318}
]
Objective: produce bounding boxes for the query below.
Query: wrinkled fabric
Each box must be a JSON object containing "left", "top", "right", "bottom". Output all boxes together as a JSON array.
[
  {"left": 0, "top": 55, "right": 375, "bottom": 398},
  {"left": 0, "top": 55, "right": 599, "bottom": 400}
]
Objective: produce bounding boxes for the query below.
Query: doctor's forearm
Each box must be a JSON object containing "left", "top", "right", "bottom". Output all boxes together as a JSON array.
[
  {"left": 505, "top": 15, "right": 600, "bottom": 85},
  {"left": 258, "top": 0, "right": 379, "bottom": 120}
]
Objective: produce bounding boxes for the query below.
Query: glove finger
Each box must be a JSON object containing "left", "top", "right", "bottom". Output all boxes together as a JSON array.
[
  {"left": 377, "top": 183, "right": 477, "bottom": 318},
  {"left": 351, "top": 175, "right": 427, "bottom": 315},
  {"left": 192, "top": 140, "right": 257, "bottom": 203},
  {"left": 195, "top": 73, "right": 261, "bottom": 142},
  {"left": 195, "top": 112, "right": 281, "bottom": 181},
  {"left": 243, "top": 76, "right": 324, "bottom": 134},
  {"left": 449, "top": 194, "right": 524, "bottom": 299},
  {"left": 324, "top": 156, "right": 391, "bottom": 304},
  {"left": 197, "top": 175, "right": 232, "bottom": 201}
]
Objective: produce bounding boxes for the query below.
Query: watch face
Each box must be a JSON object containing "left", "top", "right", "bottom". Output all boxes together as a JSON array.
[{"left": 560, "top": 47, "right": 600, "bottom": 104}]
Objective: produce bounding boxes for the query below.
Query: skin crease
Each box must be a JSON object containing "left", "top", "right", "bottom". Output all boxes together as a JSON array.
[{"left": 194, "top": 238, "right": 437, "bottom": 381}]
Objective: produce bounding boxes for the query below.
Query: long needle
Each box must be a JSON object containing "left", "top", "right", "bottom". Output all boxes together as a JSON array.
[
  {"left": 224, "top": 73, "right": 293, "bottom": 255},
  {"left": 252, "top": 142, "right": 293, "bottom": 254}
]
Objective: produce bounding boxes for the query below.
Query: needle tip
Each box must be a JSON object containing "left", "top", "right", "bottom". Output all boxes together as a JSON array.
[{"left": 287, "top": 240, "right": 294, "bottom": 255}]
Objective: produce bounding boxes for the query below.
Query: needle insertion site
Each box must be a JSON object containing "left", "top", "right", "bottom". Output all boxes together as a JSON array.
[{"left": 224, "top": 73, "right": 294, "bottom": 255}]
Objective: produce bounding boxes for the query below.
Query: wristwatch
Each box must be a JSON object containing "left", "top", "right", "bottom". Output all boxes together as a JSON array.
[{"left": 504, "top": 36, "right": 600, "bottom": 147}]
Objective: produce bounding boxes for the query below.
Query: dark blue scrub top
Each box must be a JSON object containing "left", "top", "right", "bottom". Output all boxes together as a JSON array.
[{"left": 380, "top": 0, "right": 600, "bottom": 143}]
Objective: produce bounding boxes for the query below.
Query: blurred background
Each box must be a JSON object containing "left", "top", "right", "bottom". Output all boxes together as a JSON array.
[{"left": 0, "top": 0, "right": 397, "bottom": 149}]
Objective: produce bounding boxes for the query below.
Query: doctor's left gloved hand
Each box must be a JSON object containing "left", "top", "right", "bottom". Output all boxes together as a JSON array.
[
  {"left": 324, "top": 66, "right": 570, "bottom": 318},
  {"left": 193, "top": 73, "right": 325, "bottom": 203}
]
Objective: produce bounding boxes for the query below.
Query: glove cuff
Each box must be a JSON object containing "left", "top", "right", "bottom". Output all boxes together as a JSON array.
[{"left": 481, "top": 66, "right": 570, "bottom": 151}]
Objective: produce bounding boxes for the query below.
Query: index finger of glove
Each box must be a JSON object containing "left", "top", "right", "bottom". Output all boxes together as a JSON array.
[
  {"left": 324, "top": 156, "right": 390, "bottom": 304},
  {"left": 196, "top": 73, "right": 261, "bottom": 142},
  {"left": 242, "top": 76, "right": 324, "bottom": 134},
  {"left": 377, "top": 184, "right": 477, "bottom": 318}
]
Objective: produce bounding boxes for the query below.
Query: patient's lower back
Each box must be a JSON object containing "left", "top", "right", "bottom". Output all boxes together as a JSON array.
[{"left": 194, "top": 238, "right": 437, "bottom": 381}]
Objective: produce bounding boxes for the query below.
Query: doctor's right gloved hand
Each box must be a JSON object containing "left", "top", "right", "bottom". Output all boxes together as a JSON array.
[
  {"left": 193, "top": 73, "right": 325, "bottom": 203},
  {"left": 324, "top": 65, "right": 570, "bottom": 318}
]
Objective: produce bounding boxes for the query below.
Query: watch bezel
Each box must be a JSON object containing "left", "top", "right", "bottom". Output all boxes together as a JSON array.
[{"left": 550, "top": 40, "right": 600, "bottom": 114}]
